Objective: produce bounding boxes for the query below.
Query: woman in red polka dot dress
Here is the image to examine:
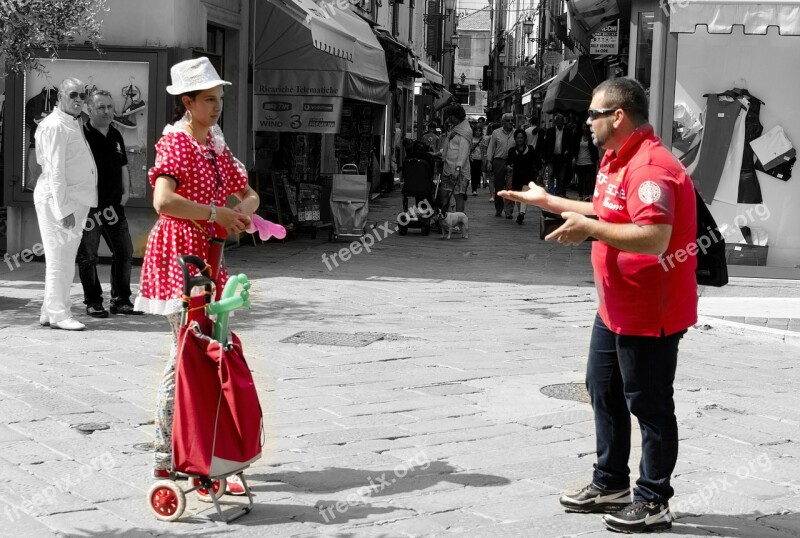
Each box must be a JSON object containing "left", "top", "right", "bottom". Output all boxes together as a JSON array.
[{"left": 135, "top": 58, "right": 259, "bottom": 491}]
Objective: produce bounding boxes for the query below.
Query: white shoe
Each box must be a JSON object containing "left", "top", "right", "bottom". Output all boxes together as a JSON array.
[{"left": 51, "top": 318, "right": 86, "bottom": 331}]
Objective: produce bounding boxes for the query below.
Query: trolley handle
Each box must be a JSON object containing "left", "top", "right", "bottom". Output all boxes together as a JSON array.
[
  {"left": 341, "top": 164, "right": 359, "bottom": 175},
  {"left": 177, "top": 255, "right": 214, "bottom": 309}
]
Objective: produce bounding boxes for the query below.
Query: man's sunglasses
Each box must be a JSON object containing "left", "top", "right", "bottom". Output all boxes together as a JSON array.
[
  {"left": 67, "top": 91, "right": 87, "bottom": 100},
  {"left": 587, "top": 108, "right": 618, "bottom": 120}
]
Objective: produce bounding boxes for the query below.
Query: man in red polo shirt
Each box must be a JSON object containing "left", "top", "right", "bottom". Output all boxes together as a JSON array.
[{"left": 498, "top": 78, "right": 697, "bottom": 534}]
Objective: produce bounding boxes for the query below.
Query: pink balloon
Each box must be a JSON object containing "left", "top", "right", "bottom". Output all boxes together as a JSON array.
[{"left": 246, "top": 214, "right": 286, "bottom": 241}]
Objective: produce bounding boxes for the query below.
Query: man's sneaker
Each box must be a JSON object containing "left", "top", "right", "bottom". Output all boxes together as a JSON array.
[
  {"left": 603, "top": 501, "right": 673, "bottom": 533},
  {"left": 86, "top": 304, "right": 109, "bottom": 318},
  {"left": 122, "top": 100, "right": 146, "bottom": 116},
  {"left": 559, "top": 483, "right": 631, "bottom": 513},
  {"left": 51, "top": 318, "right": 86, "bottom": 331},
  {"left": 113, "top": 115, "right": 136, "bottom": 129},
  {"left": 111, "top": 302, "right": 144, "bottom": 315}
]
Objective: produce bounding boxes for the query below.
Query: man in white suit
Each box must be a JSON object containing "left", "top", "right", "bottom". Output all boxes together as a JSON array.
[{"left": 34, "top": 78, "right": 98, "bottom": 330}]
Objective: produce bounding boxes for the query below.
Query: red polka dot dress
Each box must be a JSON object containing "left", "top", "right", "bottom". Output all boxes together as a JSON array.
[{"left": 134, "top": 129, "right": 248, "bottom": 315}]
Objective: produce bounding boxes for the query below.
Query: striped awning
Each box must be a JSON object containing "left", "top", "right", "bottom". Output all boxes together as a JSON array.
[{"left": 668, "top": 0, "right": 800, "bottom": 35}]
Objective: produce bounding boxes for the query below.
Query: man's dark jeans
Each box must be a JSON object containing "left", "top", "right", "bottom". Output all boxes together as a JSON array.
[
  {"left": 548, "top": 154, "right": 571, "bottom": 196},
  {"left": 77, "top": 205, "right": 134, "bottom": 307},
  {"left": 586, "top": 313, "right": 685, "bottom": 504}
]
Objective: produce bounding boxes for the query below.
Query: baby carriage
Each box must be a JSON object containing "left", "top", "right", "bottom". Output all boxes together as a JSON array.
[
  {"left": 147, "top": 254, "right": 262, "bottom": 523},
  {"left": 399, "top": 154, "right": 436, "bottom": 236}
]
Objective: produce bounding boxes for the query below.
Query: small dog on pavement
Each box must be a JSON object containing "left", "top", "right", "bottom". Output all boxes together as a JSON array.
[{"left": 436, "top": 211, "right": 469, "bottom": 239}]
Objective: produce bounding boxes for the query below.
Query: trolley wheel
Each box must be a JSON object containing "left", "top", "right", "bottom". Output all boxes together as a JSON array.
[
  {"left": 148, "top": 480, "right": 186, "bottom": 522},
  {"left": 332, "top": 233, "right": 339, "bottom": 241},
  {"left": 398, "top": 224, "right": 408, "bottom": 236},
  {"left": 191, "top": 477, "right": 227, "bottom": 503}
]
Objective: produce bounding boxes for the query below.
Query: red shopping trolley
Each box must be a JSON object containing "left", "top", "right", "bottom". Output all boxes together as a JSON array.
[{"left": 147, "top": 254, "right": 262, "bottom": 523}]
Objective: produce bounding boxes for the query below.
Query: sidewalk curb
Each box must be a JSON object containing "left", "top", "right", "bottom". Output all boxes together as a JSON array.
[{"left": 696, "top": 315, "right": 800, "bottom": 347}]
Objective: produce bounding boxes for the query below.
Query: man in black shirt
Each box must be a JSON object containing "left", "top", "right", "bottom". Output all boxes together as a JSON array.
[{"left": 77, "top": 90, "right": 142, "bottom": 317}]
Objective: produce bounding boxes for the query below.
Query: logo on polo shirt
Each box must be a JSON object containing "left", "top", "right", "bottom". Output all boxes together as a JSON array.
[{"left": 638, "top": 181, "right": 661, "bottom": 204}]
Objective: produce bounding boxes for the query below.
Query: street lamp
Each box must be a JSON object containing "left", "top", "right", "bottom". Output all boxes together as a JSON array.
[
  {"left": 523, "top": 17, "right": 534, "bottom": 38},
  {"left": 444, "top": 0, "right": 456, "bottom": 13}
]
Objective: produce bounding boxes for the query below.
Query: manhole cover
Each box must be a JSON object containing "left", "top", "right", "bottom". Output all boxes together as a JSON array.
[
  {"left": 540, "top": 383, "right": 589, "bottom": 403},
  {"left": 133, "top": 442, "right": 154, "bottom": 452},
  {"left": 73, "top": 423, "right": 110, "bottom": 435},
  {"left": 280, "top": 331, "right": 387, "bottom": 347}
]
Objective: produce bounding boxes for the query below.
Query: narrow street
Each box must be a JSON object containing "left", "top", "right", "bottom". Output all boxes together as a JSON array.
[{"left": 0, "top": 188, "right": 799, "bottom": 537}]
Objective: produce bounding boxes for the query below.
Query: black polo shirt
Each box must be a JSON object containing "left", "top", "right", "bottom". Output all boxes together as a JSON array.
[{"left": 83, "top": 122, "right": 128, "bottom": 209}]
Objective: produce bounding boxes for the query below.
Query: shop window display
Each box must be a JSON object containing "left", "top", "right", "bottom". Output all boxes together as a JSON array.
[
  {"left": 22, "top": 58, "right": 149, "bottom": 198},
  {"left": 671, "top": 27, "right": 800, "bottom": 268}
]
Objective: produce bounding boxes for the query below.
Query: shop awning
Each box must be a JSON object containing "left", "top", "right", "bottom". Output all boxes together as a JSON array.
[
  {"left": 275, "top": 0, "right": 356, "bottom": 60},
  {"left": 521, "top": 74, "right": 558, "bottom": 103},
  {"left": 417, "top": 59, "right": 444, "bottom": 86},
  {"left": 374, "top": 28, "right": 422, "bottom": 79},
  {"left": 542, "top": 56, "right": 604, "bottom": 114},
  {"left": 668, "top": 0, "right": 800, "bottom": 35},
  {"left": 253, "top": 0, "right": 389, "bottom": 133},
  {"left": 567, "top": 0, "right": 621, "bottom": 52}
]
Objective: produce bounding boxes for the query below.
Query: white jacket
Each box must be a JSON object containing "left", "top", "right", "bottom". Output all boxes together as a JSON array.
[{"left": 34, "top": 108, "right": 98, "bottom": 219}]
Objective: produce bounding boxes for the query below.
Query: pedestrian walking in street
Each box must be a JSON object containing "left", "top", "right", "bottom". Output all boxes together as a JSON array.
[
  {"left": 486, "top": 113, "right": 516, "bottom": 217},
  {"left": 469, "top": 125, "right": 485, "bottom": 196},
  {"left": 544, "top": 114, "right": 575, "bottom": 197},
  {"left": 506, "top": 128, "right": 539, "bottom": 224},
  {"left": 573, "top": 123, "right": 600, "bottom": 200},
  {"left": 498, "top": 77, "right": 697, "bottom": 534},
  {"left": 133, "top": 57, "right": 259, "bottom": 494},
  {"left": 481, "top": 123, "right": 494, "bottom": 194},
  {"left": 77, "top": 90, "right": 142, "bottom": 318},
  {"left": 34, "top": 78, "right": 98, "bottom": 331},
  {"left": 440, "top": 104, "right": 472, "bottom": 213}
]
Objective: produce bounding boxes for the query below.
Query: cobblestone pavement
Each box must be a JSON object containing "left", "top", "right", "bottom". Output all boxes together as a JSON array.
[{"left": 0, "top": 187, "right": 799, "bottom": 537}]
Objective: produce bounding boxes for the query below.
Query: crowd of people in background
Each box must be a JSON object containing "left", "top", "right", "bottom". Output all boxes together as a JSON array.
[{"left": 403, "top": 109, "right": 600, "bottom": 226}]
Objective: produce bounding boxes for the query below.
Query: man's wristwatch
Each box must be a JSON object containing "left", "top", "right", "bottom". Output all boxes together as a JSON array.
[{"left": 208, "top": 202, "right": 216, "bottom": 223}]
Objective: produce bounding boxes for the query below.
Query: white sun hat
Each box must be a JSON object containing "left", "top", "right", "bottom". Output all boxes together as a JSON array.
[{"left": 166, "top": 57, "right": 231, "bottom": 95}]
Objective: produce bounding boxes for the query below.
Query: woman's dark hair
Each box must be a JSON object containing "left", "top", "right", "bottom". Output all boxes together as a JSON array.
[
  {"left": 592, "top": 77, "right": 649, "bottom": 124},
  {"left": 171, "top": 90, "right": 201, "bottom": 123},
  {"left": 513, "top": 128, "right": 527, "bottom": 142},
  {"left": 444, "top": 103, "right": 466, "bottom": 122}
]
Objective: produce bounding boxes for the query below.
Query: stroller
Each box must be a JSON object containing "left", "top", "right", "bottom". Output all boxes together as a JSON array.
[
  {"left": 329, "top": 164, "right": 369, "bottom": 242},
  {"left": 147, "top": 254, "right": 262, "bottom": 524},
  {"left": 399, "top": 155, "right": 436, "bottom": 236}
]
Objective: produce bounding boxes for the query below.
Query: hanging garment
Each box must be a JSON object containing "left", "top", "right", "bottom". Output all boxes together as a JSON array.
[
  {"left": 731, "top": 88, "right": 763, "bottom": 204},
  {"left": 24, "top": 87, "right": 58, "bottom": 147},
  {"left": 690, "top": 93, "right": 744, "bottom": 203},
  {"left": 712, "top": 98, "right": 748, "bottom": 205}
]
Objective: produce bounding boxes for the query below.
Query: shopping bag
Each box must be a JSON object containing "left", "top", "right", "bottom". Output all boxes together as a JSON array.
[{"left": 172, "top": 320, "right": 263, "bottom": 477}]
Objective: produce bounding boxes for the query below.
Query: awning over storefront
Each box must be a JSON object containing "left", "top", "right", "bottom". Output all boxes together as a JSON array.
[
  {"left": 276, "top": 0, "right": 356, "bottom": 60},
  {"left": 668, "top": 0, "right": 800, "bottom": 35},
  {"left": 521, "top": 74, "right": 559, "bottom": 104},
  {"left": 567, "top": 0, "right": 621, "bottom": 52},
  {"left": 374, "top": 28, "right": 422, "bottom": 80},
  {"left": 417, "top": 59, "right": 444, "bottom": 86},
  {"left": 253, "top": 0, "right": 389, "bottom": 133},
  {"left": 542, "top": 56, "right": 604, "bottom": 114}
]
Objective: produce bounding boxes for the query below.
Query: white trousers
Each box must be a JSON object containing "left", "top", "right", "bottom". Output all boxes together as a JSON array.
[
  {"left": 35, "top": 201, "right": 89, "bottom": 324},
  {"left": 515, "top": 184, "right": 531, "bottom": 214}
]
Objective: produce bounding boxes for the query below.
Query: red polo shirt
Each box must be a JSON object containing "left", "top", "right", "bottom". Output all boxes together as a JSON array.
[{"left": 592, "top": 125, "right": 698, "bottom": 336}]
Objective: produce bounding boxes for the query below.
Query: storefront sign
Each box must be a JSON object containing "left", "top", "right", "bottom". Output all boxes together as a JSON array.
[
  {"left": 591, "top": 21, "right": 619, "bottom": 55},
  {"left": 254, "top": 95, "right": 343, "bottom": 134}
]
